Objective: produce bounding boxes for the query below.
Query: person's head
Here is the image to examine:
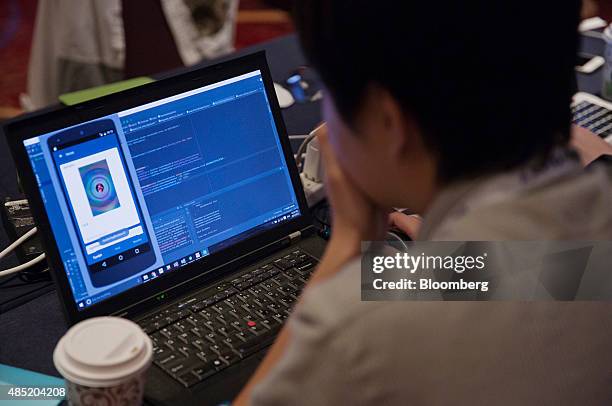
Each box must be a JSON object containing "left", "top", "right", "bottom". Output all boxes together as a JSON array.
[{"left": 294, "top": 1, "right": 580, "bottom": 213}]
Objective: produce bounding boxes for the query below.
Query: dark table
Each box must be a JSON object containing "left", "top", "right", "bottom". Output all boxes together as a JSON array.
[{"left": 0, "top": 31, "right": 607, "bottom": 377}]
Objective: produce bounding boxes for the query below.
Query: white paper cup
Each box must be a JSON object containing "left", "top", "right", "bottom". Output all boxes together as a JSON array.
[{"left": 54, "top": 316, "right": 153, "bottom": 406}]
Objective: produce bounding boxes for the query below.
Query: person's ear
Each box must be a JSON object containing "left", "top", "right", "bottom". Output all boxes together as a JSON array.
[{"left": 364, "top": 85, "right": 420, "bottom": 160}]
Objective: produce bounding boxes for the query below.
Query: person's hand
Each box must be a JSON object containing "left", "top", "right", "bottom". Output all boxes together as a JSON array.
[
  {"left": 316, "top": 124, "right": 388, "bottom": 251},
  {"left": 388, "top": 211, "right": 422, "bottom": 240},
  {"left": 571, "top": 124, "right": 612, "bottom": 166}
]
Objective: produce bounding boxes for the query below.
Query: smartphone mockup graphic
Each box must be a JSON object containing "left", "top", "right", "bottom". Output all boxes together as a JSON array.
[{"left": 48, "top": 119, "right": 156, "bottom": 287}]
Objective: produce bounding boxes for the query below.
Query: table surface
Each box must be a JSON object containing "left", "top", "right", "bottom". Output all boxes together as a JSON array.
[{"left": 0, "top": 32, "right": 607, "bottom": 377}]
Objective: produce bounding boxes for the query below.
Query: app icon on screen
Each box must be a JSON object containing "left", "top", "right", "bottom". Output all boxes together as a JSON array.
[{"left": 79, "top": 159, "right": 120, "bottom": 216}]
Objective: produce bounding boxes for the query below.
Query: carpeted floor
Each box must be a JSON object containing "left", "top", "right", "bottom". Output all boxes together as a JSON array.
[{"left": 0, "top": 0, "right": 294, "bottom": 113}]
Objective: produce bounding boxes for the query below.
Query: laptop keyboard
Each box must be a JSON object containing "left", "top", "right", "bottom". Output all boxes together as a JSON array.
[
  {"left": 572, "top": 101, "right": 612, "bottom": 139},
  {"left": 135, "top": 249, "right": 318, "bottom": 388}
]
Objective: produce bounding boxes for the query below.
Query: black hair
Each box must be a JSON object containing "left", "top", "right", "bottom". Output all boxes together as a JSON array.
[{"left": 293, "top": 1, "right": 580, "bottom": 183}]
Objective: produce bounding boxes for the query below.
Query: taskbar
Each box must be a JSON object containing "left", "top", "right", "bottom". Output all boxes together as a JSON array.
[{"left": 141, "top": 247, "right": 210, "bottom": 284}]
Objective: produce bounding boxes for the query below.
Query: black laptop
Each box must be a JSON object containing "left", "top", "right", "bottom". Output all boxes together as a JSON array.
[{"left": 3, "top": 52, "right": 326, "bottom": 405}]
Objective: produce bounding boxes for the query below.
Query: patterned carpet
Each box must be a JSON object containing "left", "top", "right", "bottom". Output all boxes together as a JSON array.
[{"left": 0, "top": 0, "right": 294, "bottom": 113}]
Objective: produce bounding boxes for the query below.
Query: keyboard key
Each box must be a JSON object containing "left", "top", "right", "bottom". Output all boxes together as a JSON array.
[
  {"left": 191, "top": 326, "right": 206, "bottom": 337},
  {"left": 196, "top": 351, "right": 210, "bottom": 362},
  {"left": 253, "top": 296, "right": 273, "bottom": 308},
  {"left": 186, "top": 314, "right": 205, "bottom": 326},
  {"left": 177, "top": 332, "right": 193, "bottom": 344},
  {"left": 219, "top": 350, "right": 241, "bottom": 365},
  {"left": 178, "top": 371, "right": 201, "bottom": 387},
  {"left": 164, "top": 339, "right": 177, "bottom": 351},
  {"left": 212, "top": 358, "right": 228, "bottom": 371},
  {"left": 167, "top": 362, "right": 189, "bottom": 376},
  {"left": 235, "top": 331, "right": 275, "bottom": 358},
  {"left": 217, "top": 326, "right": 231, "bottom": 337},
  {"left": 272, "top": 312, "right": 289, "bottom": 323},
  {"left": 234, "top": 331, "right": 248, "bottom": 342},
  {"left": 155, "top": 352, "right": 182, "bottom": 367},
  {"left": 212, "top": 304, "right": 229, "bottom": 314},
  {"left": 203, "top": 319, "right": 225, "bottom": 332},
  {"left": 235, "top": 280, "right": 255, "bottom": 291},
  {"left": 192, "top": 364, "right": 217, "bottom": 381},
  {"left": 154, "top": 346, "right": 171, "bottom": 360},
  {"left": 222, "top": 335, "right": 237, "bottom": 349},
  {"left": 251, "top": 268, "right": 266, "bottom": 276},
  {"left": 284, "top": 269, "right": 300, "bottom": 279},
  {"left": 261, "top": 281, "right": 276, "bottom": 291},
  {"left": 160, "top": 327, "right": 179, "bottom": 340},
  {"left": 266, "top": 268, "right": 280, "bottom": 277},
  {"left": 192, "top": 338, "right": 207, "bottom": 351},
  {"left": 223, "top": 297, "right": 240, "bottom": 308},
  {"left": 204, "top": 331, "right": 220, "bottom": 343},
  {"left": 178, "top": 345, "right": 194, "bottom": 358},
  {"left": 236, "top": 292, "right": 254, "bottom": 303},
  {"left": 164, "top": 356, "right": 200, "bottom": 377},
  {"left": 210, "top": 344, "right": 223, "bottom": 354},
  {"left": 273, "top": 258, "right": 293, "bottom": 270},
  {"left": 255, "top": 307, "right": 273, "bottom": 319}
]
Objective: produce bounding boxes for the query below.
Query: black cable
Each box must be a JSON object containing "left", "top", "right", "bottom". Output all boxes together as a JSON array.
[
  {"left": 0, "top": 274, "right": 20, "bottom": 287},
  {"left": 312, "top": 202, "right": 330, "bottom": 227},
  {"left": 0, "top": 268, "right": 51, "bottom": 288}
]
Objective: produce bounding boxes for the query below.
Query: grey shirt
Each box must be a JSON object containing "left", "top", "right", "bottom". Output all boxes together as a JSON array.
[{"left": 251, "top": 157, "right": 612, "bottom": 405}]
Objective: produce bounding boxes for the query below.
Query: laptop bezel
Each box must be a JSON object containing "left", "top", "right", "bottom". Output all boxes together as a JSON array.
[{"left": 3, "top": 51, "right": 314, "bottom": 325}]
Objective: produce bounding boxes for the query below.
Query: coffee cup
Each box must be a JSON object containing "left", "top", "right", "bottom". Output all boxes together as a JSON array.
[{"left": 53, "top": 316, "right": 153, "bottom": 406}]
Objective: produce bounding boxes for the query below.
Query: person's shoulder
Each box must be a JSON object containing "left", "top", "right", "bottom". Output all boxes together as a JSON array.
[{"left": 430, "top": 165, "right": 612, "bottom": 240}]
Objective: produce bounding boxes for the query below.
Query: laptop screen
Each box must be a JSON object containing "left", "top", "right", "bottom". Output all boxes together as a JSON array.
[{"left": 22, "top": 70, "right": 301, "bottom": 311}]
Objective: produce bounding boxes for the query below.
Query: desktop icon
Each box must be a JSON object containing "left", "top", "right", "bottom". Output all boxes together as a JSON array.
[{"left": 195, "top": 252, "right": 201, "bottom": 259}]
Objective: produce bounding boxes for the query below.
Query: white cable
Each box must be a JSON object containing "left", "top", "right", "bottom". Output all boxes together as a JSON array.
[
  {"left": 295, "top": 123, "right": 326, "bottom": 170},
  {"left": 0, "top": 227, "right": 38, "bottom": 260},
  {"left": 295, "top": 132, "right": 317, "bottom": 170},
  {"left": 0, "top": 253, "right": 46, "bottom": 277},
  {"left": 0, "top": 227, "right": 47, "bottom": 277}
]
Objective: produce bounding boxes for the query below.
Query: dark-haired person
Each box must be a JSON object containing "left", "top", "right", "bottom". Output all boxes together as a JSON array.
[{"left": 234, "top": 1, "right": 612, "bottom": 405}]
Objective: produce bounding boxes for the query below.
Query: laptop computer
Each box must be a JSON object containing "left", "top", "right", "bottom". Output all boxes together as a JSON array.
[{"left": 3, "top": 51, "right": 326, "bottom": 405}]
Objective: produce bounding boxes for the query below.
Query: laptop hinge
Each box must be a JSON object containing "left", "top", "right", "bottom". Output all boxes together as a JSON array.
[{"left": 288, "top": 230, "right": 301, "bottom": 242}]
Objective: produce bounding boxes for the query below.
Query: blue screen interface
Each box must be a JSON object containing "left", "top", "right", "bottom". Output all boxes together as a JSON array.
[{"left": 23, "top": 71, "right": 301, "bottom": 310}]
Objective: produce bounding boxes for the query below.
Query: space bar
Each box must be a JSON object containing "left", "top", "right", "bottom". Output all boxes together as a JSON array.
[{"left": 235, "top": 327, "right": 281, "bottom": 357}]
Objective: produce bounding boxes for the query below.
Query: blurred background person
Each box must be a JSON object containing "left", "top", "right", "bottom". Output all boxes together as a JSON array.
[{"left": 22, "top": 0, "right": 238, "bottom": 110}]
